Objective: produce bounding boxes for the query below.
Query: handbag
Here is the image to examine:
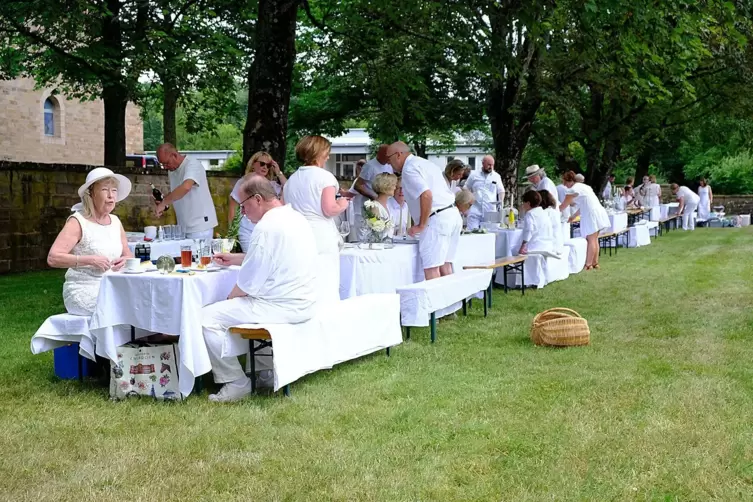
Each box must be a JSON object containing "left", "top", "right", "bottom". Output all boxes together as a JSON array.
[{"left": 110, "top": 343, "right": 182, "bottom": 401}]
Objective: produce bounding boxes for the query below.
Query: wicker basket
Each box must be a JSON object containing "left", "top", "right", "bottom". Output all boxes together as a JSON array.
[{"left": 530, "top": 308, "right": 590, "bottom": 347}]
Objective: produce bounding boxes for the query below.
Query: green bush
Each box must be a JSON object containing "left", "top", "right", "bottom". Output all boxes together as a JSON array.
[
  {"left": 706, "top": 151, "right": 753, "bottom": 194},
  {"left": 222, "top": 151, "right": 244, "bottom": 175}
]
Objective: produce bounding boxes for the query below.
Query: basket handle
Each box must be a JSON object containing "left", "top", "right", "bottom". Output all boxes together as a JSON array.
[{"left": 538, "top": 307, "right": 582, "bottom": 318}]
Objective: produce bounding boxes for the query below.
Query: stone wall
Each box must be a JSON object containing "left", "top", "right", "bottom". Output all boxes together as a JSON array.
[
  {"left": 0, "top": 161, "right": 236, "bottom": 274},
  {"left": 0, "top": 78, "right": 143, "bottom": 165}
]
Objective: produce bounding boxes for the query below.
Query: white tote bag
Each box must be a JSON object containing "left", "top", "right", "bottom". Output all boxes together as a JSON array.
[{"left": 110, "top": 344, "right": 182, "bottom": 401}]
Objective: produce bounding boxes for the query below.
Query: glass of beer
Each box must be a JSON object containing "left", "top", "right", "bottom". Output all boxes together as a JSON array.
[
  {"left": 198, "top": 239, "right": 211, "bottom": 268},
  {"left": 180, "top": 245, "right": 192, "bottom": 268}
]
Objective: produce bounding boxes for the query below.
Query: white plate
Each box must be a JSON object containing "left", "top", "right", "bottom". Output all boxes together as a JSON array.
[
  {"left": 123, "top": 269, "right": 145, "bottom": 274},
  {"left": 189, "top": 265, "right": 221, "bottom": 272}
]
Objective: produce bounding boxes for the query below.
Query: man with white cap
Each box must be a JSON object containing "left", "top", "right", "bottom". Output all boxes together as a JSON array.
[
  {"left": 464, "top": 155, "right": 505, "bottom": 230},
  {"left": 155, "top": 143, "right": 218, "bottom": 240},
  {"left": 524, "top": 164, "right": 559, "bottom": 206},
  {"left": 202, "top": 175, "right": 318, "bottom": 402},
  {"left": 386, "top": 142, "right": 462, "bottom": 280},
  {"left": 671, "top": 183, "right": 700, "bottom": 231}
]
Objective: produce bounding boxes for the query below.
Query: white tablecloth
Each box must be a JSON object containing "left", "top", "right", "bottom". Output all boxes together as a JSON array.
[
  {"left": 649, "top": 207, "right": 661, "bottom": 221},
  {"left": 608, "top": 212, "right": 628, "bottom": 233},
  {"left": 127, "top": 239, "right": 196, "bottom": 260},
  {"left": 628, "top": 224, "right": 651, "bottom": 247},
  {"left": 90, "top": 267, "right": 240, "bottom": 396},
  {"left": 488, "top": 228, "right": 524, "bottom": 258},
  {"left": 339, "top": 234, "right": 496, "bottom": 300}
]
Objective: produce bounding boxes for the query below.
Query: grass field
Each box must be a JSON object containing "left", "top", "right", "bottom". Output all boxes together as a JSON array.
[{"left": 1, "top": 228, "right": 753, "bottom": 501}]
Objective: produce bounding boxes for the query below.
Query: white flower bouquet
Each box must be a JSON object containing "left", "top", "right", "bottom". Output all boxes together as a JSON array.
[{"left": 361, "top": 200, "right": 395, "bottom": 246}]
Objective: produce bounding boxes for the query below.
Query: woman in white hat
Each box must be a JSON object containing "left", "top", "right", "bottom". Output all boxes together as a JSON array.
[{"left": 47, "top": 168, "right": 133, "bottom": 316}]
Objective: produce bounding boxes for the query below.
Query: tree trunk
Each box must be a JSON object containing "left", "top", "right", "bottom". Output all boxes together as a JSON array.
[
  {"left": 242, "top": 0, "right": 301, "bottom": 170},
  {"left": 163, "top": 81, "right": 179, "bottom": 147},
  {"left": 413, "top": 141, "right": 427, "bottom": 159},
  {"left": 101, "top": 0, "right": 126, "bottom": 167},
  {"left": 102, "top": 85, "right": 128, "bottom": 167},
  {"left": 635, "top": 147, "right": 652, "bottom": 183}
]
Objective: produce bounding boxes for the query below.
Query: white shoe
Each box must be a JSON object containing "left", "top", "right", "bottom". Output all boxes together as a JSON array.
[
  {"left": 255, "top": 370, "right": 274, "bottom": 389},
  {"left": 208, "top": 378, "right": 252, "bottom": 403}
]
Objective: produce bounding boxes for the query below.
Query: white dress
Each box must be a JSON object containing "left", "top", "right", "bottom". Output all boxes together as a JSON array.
[
  {"left": 697, "top": 186, "right": 711, "bottom": 221},
  {"left": 63, "top": 212, "right": 124, "bottom": 316},
  {"left": 645, "top": 183, "right": 661, "bottom": 207},
  {"left": 567, "top": 183, "right": 610, "bottom": 237}
]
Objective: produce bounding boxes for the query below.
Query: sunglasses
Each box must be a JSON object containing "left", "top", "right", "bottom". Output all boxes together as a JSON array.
[{"left": 256, "top": 161, "right": 274, "bottom": 168}]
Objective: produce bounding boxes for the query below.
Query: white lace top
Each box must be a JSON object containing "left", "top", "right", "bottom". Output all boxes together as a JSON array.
[{"left": 63, "top": 212, "right": 124, "bottom": 316}]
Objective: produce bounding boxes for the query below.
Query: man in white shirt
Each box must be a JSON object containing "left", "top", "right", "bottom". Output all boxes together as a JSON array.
[
  {"left": 524, "top": 164, "right": 559, "bottom": 206},
  {"left": 388, "top": 178, "right": 411, "bottom": 236},
  {"left": 201, "top": 176, "right": 318, "bottom": 402},
  {"left": 465, "top": 155, "right": 505, "bottom": 230},
  {"left": 350, "top": 145, "right": 393, "bottom": 241},
  {"left": 387, "top": 142, "right": 462, "bottom": 280},
  {"left": 155, "top": 143, "right": 218, "bottom": 239},
  {"left": 671, "top": 183, "right": 701, "bottom": 231},
  {"left": 602, "top": 174, "right": 615, "bottom": 200}
]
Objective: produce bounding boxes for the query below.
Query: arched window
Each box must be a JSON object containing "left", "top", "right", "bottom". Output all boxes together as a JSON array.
[{"left": 44, "top": 98, "right": 56, "bottom": 136}]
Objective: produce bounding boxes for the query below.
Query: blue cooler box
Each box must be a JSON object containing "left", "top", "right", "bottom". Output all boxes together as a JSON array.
[{"left": 53, "top": 343, "right": 91, "bottom": 379}]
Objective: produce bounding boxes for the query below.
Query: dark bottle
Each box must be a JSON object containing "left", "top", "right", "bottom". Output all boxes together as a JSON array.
[{"left": 151, "top": 183, "right": 169, "bottom": 209}]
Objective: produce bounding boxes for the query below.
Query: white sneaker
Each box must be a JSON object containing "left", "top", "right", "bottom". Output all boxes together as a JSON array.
[
  {"left": 255, "top": 370, "right": 274, "bottom": 389},
  {"left": 208, "top": 378, "right": 252, "bottom": 403}
]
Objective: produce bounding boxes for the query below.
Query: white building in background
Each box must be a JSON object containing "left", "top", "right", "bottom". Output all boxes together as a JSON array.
[
  {"left": 145, "top": 149, "right": 235, "bottom": 170},
  {"left": 325, "top": 128, "right": 492, "bottom": 179}
]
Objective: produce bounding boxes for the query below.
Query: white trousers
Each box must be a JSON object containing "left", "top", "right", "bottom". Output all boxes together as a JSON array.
[
  {"left": 201, "top": 297, "right": 279, "bottom": 383},
  {"left": 682, "top": 203, "right": 698, "bottom": 231}
]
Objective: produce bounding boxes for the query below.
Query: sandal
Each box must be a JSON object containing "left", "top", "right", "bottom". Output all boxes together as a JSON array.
[
  {"left": 585, "top": 265, "right": 593, "bottom": 271},
  {"left": 593, "top": 264, "right": 600, "bottom": 270}
]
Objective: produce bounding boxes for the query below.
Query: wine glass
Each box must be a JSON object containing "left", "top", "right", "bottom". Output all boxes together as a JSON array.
[{"left": 339, "top": 221, "right": 350, "bottom": 240}]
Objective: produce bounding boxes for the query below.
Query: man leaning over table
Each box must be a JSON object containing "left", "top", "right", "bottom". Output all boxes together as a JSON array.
[
  {"left": 386, "top": 141, "right": 462, "bottom": 281},
  {"left": 201, "top": 175, "right": 318, "bottom": 403},
  {"left": 154, "top": 143, "right": 218, "bottom": 240}
]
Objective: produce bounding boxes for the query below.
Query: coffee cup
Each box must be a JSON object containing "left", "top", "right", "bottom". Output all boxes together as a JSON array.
[
  {"left": 144, "top": 226, "right": 157, "bottom": 240},
  {"left": 125, "top": 258, "right": 141, "bottom": 272}
]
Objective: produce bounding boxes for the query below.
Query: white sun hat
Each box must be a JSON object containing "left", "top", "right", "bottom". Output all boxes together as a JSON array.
[
  {"left": 71, "top": 167, "right": 132, "bottom": 212},
  {"left": 523, "top": 164, "right": 544, "bottom": 178}
]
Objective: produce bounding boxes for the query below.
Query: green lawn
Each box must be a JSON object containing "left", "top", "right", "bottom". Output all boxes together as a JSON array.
[{"left": 2, "top": 228, "right": 753, "bottom": 501}]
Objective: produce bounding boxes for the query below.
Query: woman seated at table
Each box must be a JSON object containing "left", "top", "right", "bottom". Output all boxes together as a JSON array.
[
  {"left": 228, "top": 151, "right": 285, "bottom": 252},
  {"left": 538, "top": 190, "right": 564, "bottom": 252},
  {"left": 518, "top": 190, "right": 554, "bottom": 255},
  {"left": 47, "top": 168, "right": 133, "bottom": 316},
  {"left": 616, "top": 186, "right": 637, "bottom": 211},
  {"left": 443, "top": 159, "right": 465, "bottom": 194},
  {"left": 283, "top": 135, "right": 349, "bottom": 304},
  {"left": 455, "top": 189, "right": 475, "bottom": 229},
  {"left": 560, "top": 170, "right": 610, "bottom": 270},
  {"left": 388, "top": 177, "right": 410, "bottom": 236}
]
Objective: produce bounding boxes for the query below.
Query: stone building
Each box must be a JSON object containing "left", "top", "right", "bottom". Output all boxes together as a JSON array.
[{"left": 0, "top": 78, "right": 143, "bottom": 165}]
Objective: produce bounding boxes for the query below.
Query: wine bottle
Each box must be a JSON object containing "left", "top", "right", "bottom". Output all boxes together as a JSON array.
[{"left": 151, "top": 183, "right": 169, "bottom": 209}]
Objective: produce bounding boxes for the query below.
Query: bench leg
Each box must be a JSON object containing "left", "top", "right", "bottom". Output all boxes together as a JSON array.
[
  {"left": 483, "top": 290, "right": 488, "bottom": 318},
  {"left": 430, "top": 313, "right": 437, "bottom": 343},
  {"left": 503, "top": 265, "right": 509, "bottom": 294},
  {"left": 250, "top": 340, "right": 257, "bottom": 393},
  {"left": 462, "top": 298, "right": 467, "bottom": 316},
  {"left": 487, "top": 282, "right": 492, "bottom": 309},
  {"left": 386, "top": 346, "right": 390, "bottom": 357},
  {"left": 521, "top": 263, "right": 526, "bottom": 295},
  {"left": 405, "top": 326, "right": 410, "bottom": 340},
  {"left": 130, "top": 325, "right": 136, "bottom": 343},
  {"left": 283, "top": 385, "right": 290, "bottom": 397},
  {"left": 77, "top": 350, "right": 84, "bottom": 382}
]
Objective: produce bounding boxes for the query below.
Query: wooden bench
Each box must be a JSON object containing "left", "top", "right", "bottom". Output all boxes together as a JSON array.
[
  {"left": 598, "top": 229, "right": 628, "bottom": 256},
  {"left": 657, "top": 214, "right": 680, "bottom": 235},
  {"left": 228, "top": 327, "right": 291, "bottom": 396},
  {"left": 464, "top": 255, "right": 527, "bottom": 296},
  {"left": 396, "top": 269, "right": 493, "bottom": 343}
]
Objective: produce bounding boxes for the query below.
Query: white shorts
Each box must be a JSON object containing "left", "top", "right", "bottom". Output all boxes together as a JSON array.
[{"left": 419, "top": 207, "right": 463, "bottom": 269}]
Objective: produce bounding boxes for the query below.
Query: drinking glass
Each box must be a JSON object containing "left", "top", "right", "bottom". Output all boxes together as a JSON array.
[
  {"left": 211, "top": 239, "right": 224, "bottom": 255},
  {"left": 177, "top": 225, "right": 186, "bottom": 240},
  {"left": 339, "top": 221, "right": 350, "bottom": 240},
  {"left": 198, "top": 239, "right": 211, "bottom": 268},
  {"left": 180, "top": 245, "right": 192, "bottom": 268},
  {"left": 163, "top": 225, "right": 173, "bottom": 241}
]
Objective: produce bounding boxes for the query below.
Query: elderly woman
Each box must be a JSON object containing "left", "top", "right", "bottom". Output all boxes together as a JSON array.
[
  {"left": 443, "top": 159, "right": 465, "bottom": 194},
  {"left": 47, "top": 168, "right": 132, "bottom": 315},
  {"left": 455, "top": 189, "right": 476, "bottom": 229},
  {"left": 283, "top": 135, "right": 349, "bottom": 304},
  {"left": 647, "top": 175, "right": 662, "bottom": 207},
  {"left": 371, "top": 172, "right": 398, "bottom": 218},
  {"left": 388, "top": 177, "right": 410, "bottom": 236},
  {"left": 228, "top": 151, "right": 286, "bottom": 252},
  {"left": 560, "top": 170, "right": 610, "bottom": 270}
]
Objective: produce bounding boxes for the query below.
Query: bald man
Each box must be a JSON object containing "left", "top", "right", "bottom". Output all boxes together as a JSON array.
[
  {"left": 465, "top": 155, "right": 505, "bottom": 230},
  {"left": 155, "top": 143, "right": 218, "bottom": 239},
  {"left": 350, "top": 145, "right": 393, "bottom": 241},
  {"left": 386, "top": 142, "right": 462, "bottom": 280}
]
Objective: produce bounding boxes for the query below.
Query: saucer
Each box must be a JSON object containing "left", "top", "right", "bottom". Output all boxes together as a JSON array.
[{"left": 123, "top": 269, "right": 145, "bottom": 274}]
